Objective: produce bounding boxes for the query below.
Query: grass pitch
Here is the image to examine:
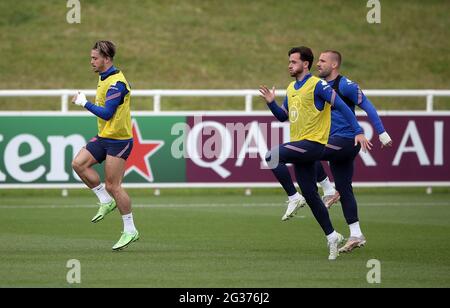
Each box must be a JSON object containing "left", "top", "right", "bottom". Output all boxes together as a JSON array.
[{"left": 0, "top": 189, "right": 449, "bottom": 288}]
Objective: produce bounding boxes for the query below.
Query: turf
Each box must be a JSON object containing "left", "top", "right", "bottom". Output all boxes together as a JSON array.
[{"left": 0, "top": 189, "right": 449, "bottom": 287}]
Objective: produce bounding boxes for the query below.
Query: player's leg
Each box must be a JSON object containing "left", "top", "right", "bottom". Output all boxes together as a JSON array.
[
  {"left": 330, "top": 158, "right": 366, "bottom": 253},
  {"left": 294, "top": 161, "right": 344, "bottom": 260},
  {"left": 324, "top": 136, "right": 366, "bottom": 253},
  {"left": 265, "top": 144, "right": 299, "bottom": 197},
  {"left": 104, "top": 155, "right": 131, "bottom": 215},
  {"left": 266, "top": 144, "right": 306, "bottom": 220},
  {"left": 105, "top": 155, "right": 139, "bottom": 251},
  {"left": 295, "top": 161, "right": 331, "bottom": 232},
  {"left": 72, "top": 147, "right": 101, "bottom": 189},
  {"left": 103, "top": 140, "right": 139, "bottom": 250},
  {"left": 315, "top": 161, "right": 339, "bottom": 207},
  {"left": 331, "top": 159, "right": 359, "bottom": 225},
  {"left": 72, "top": 138, "right": 115, "bottom": 223}
]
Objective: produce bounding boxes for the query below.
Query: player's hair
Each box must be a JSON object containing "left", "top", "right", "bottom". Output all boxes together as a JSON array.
[
  {"left": 323, "top": 50, "right": 342, "bottom": 68},
  {"left": 92, "top": 40, "right": 116, "bottom": 60},
  {"left": 288, "top": 46, "right": 314, "bottom": 70}
]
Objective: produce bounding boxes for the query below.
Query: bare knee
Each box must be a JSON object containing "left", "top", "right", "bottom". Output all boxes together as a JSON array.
[
  {"left": 105, "top": 182, "right": 121, "bottom": 196},
  {"left": 72, "top": 159, "right": 83, "bottom": 173}
]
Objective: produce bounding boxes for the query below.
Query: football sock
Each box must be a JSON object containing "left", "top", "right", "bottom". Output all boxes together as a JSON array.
[
  {"left": 91, "top": 184, "right": 113, "bottom": 204},
  {"left": 122, "top": 213, "right": 137, "bottom": 233},
  {"left": 319, "top": 177, "right": 335, "bottom": 196},
  {"left": 288, "top": 192, "right": 302, "bottom": 202},
  {"left": 349, "top": 221, "right": 363, "bottom": 238},
  {"left": 326, "top": 230, "right": 338, "bottom": 242}
]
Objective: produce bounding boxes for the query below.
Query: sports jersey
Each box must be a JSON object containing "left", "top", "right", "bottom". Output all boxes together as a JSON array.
[
  {"left": 268, "top": 73, "right": 363, "bottom": 144},
  {"left": 84, "top": 65, "right": 132, "bottom": 140}
]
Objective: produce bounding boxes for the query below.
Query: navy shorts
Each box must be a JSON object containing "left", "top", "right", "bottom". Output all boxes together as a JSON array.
[{"left": 86, "top": 136, "right": 133, "bottom": 163}]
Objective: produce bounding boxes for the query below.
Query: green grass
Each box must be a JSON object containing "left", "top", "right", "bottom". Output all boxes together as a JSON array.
[
  {"left": 0, "top": 0, "right": 449, "bottom": 110},
  {"left": 1, "top": 189, "right": 449, "bottom": 287}
]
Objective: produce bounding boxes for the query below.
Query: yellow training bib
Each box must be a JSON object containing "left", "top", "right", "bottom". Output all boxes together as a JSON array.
[
  {"left": 95, "top": 70, "right": 132, "bottom": 140},
  {"left": 286, "top": 76, "right": 331, "bottom": 144}
]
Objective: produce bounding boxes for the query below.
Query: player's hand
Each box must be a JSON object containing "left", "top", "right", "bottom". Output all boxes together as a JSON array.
[
  {"left": 355, "top": 133, "right": 373, "bottom": 153},
  {"left": 72, "top": 91, "right": 88, "bottom": 107},
  {"left": 259, "top": 85, "right": 276, "bottom": 104},
  {"left": 379, "top": 131, "right": 393, "bottom": 148}
]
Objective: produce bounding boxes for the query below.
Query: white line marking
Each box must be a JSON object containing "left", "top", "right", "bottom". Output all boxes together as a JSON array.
[{"left": 0, "top": 202, "right": 448, "bottom": 209}]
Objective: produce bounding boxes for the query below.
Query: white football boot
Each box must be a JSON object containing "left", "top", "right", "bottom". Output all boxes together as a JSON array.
[
  {"left": 328, "top": 232, "right": 345, "bottom": 260},
  {"left": 339, "top": 235, "right": 366, "bottom": 253},
  {"left": 322, "top": 191, "right": 340, "bottom": 209},
  {"left": 281, "top": 196, "right": 306, "bottom": 221}
]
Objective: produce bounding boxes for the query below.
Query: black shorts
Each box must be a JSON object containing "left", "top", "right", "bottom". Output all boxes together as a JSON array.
[{"left": 86, "top": 136, "right": 133, "bottom": 163}]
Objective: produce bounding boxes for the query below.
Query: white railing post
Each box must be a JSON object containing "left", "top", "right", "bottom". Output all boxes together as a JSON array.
[
  {"left": 426, "top": 93, "right": 433, "bottom": 112},
  {"left": 0, "top": 89, "right": 449, "bottom": 112},
  {"left": 245, "top": 94, "right": 253, "bottom": 112},
  {"left": 154, "top": 93, "right": 161, "bottom": 112},
  {"left": 61, "top": 93, "right": 69, "bottom": 113}
]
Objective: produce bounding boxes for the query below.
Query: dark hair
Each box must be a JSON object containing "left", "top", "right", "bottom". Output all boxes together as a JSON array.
[
  {"left": 323, "top": 50, "right": 342, "bottom": 67},
  {"left": 92, "top": 40, "right": 116, "bottom": 60},
  {"left": 288, "top": 46, "right": 314, "bottom": 70}
]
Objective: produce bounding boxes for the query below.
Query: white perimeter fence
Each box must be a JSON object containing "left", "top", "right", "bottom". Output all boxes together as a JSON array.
[{"left": 1, "top": 89, "right": 450, "bottom": 112}]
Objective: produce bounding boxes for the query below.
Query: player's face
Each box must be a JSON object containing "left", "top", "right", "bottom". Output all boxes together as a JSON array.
[
  {"left": 317, "top": 53, "right": 333, "bottom": 78},
  {"left": 90, "top": 50, "right": 107, "bottom": 73},
  {"left": 288, "top": 53, "right": 304, "bottom": 77}
]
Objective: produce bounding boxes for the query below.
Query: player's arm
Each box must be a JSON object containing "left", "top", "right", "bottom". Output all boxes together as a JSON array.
[
  {"left": 259, "top": 85, "right": 289, "bottom": 122},
  {"left": 72, "top": 82, "right": 128, "bottom": 121},
  {"left": 315, "top": 81, "right": 372, "bottom": 152},
  {"left": 341, "top": 81, "right": 392, "bottom": 148}
]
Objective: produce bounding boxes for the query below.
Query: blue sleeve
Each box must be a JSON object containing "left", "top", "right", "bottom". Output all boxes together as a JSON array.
[
  {"left": 315, "top": 81, "right": 363, "bottom": 135},
  {"left": 333, "top": 97, "right": 364, "bottom": 135},
  {"left": 85, "top": 82, "right": 128, "bottom": 121},
  {"left": 339, "top": 80, "right": 360, "bottom": 106},
  {"left": 358, "top": 98, "right": 386, "bottom": 134},
  {"left": 267, "top": 96, "right": 289, "bottom": 122},
  {"left": 340, "top": 80, "right": 385, "bottom": 135}
]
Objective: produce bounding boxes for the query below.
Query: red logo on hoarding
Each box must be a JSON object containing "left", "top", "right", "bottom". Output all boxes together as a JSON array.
[{"left": 124, "top": 119, "right": 164, "bottom": 182}]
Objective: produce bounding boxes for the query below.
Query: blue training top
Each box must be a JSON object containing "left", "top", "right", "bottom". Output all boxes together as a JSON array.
[{"left": 327, "top": 75, "right": 385, "bottom": 139}]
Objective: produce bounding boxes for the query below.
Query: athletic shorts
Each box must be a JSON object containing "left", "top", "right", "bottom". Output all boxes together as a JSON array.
[{"left": 85, "top": 136, "right": 133, "bottom": 163}]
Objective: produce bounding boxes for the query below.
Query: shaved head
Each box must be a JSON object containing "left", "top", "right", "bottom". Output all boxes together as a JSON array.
[{"left": 323, "top": 50, "right": 342, "bottom": 68}]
